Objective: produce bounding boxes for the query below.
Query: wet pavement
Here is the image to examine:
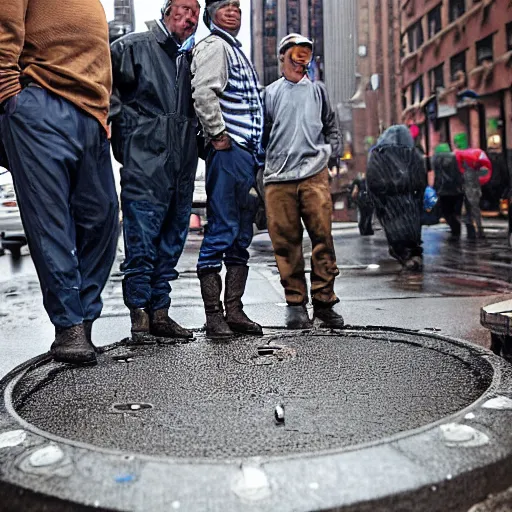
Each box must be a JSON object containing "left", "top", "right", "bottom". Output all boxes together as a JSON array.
[
  {"left": 1, "top": 220, "right": 511, "bottom": 378},
  {"left": 2, "top": 220, "right": 512, "bottom": 511}
]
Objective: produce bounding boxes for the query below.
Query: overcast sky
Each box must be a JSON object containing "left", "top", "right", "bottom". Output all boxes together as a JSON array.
[{"left": 100, "top": 0, "right": 252, "bottom": 52}]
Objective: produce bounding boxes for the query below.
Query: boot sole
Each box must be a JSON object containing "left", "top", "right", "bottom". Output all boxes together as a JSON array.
[
  {"left": 127, "top": 333, "right": 156, "bottom": 345},
  {"left": 227, "top": 323, "right": 264, "bottom": 336},
  {"left": 51, "top": 353, "right": 97, "bottom": 366}
]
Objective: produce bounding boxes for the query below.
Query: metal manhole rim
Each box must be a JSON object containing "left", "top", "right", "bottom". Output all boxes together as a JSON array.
[{"left": 1, "top": 327, "right": 502, "bottom": 467}]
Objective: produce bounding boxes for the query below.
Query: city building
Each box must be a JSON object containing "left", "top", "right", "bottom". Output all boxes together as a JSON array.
[
  {"left": 400, "top": 0, "right": 512, "bottom": 208},
  {"left": 108, "top": 0, "right": 135, "bottom": 43},
  {"left": 251, "top": 0, "right": 325, "bottom": 86},
  {"left": 349, "top": 0, "right": 402, "bottom": 183}
]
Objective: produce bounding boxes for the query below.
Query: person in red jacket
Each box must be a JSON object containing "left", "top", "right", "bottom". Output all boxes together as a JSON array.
[{"left": 454, "top": 147, "right": 492, "bottom": 239}]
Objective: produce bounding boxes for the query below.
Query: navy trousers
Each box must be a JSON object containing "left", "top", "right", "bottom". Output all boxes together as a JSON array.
[
  {"left": 197, "top": 143, "right": 258, "bottom": 272},
  {"left": 0, "top": 87, "right": 119, "bottom": 328}
]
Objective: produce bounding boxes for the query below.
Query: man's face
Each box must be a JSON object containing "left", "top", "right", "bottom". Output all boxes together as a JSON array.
[
  {"left": 165, "top": 0, "right": 200, "bottom": 43},
  {"left": 214, "top": 1, "right": 242, "bottom": 35},
  {"left": 281, "top": 45, "right": 312, "bottom": 83}
]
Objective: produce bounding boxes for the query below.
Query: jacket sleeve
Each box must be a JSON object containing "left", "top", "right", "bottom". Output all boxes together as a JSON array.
[
  {"left": 109, "top": 39, "right": 139, "bottom": 164},
  {"left": 317, "top": 82, "right": 340, "bottom": 166},
  {"left": 191, "top": 38, "right": 229, "bottom": 138},
  {"left": 0, "top": 0, "right": 29, "bottom": 107}
]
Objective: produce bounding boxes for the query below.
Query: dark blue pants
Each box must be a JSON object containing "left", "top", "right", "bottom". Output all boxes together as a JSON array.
[
  {"left": 0, "top": 87, "right": 119, "bottom": 328},
  {"left": 197, "top": 144, "right": 257, "bottom": 272},
  {"left": 120, "top": 115, "right": 197, "bottom": 311}
]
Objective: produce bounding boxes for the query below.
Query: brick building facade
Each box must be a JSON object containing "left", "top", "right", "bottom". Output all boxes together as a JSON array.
[{"left": 400, "top": 0, "right": 512, "bottom": 208}]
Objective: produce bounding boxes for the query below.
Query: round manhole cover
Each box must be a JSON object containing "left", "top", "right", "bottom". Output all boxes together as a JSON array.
[{"left": 11, "top": 331, "right": 492, "bottom": 459}]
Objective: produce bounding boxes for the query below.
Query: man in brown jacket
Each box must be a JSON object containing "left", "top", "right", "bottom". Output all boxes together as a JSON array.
[{"left": 0, "top": 0, "right": 119, "bottom": 365}]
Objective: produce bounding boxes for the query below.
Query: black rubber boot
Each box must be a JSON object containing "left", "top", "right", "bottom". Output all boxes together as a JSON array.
[
  {"left": 313, "top": 303, "right": 345, "bottom": 329},
  {"left": 50, "top": 324, "right": 97, "bottom": 365},
  {"left": 403, "top": 255, "right": 423, "bottom": 272},
  {"left": 198, "top": 271, "right": 234, "bottom": 339},
  {"left": 83, "top": 320, "right": 100, "bottom": 353},
  {"left": 150, "top": 309, "right": 193, "bottom": 341},
  {"left": 285, "top": 304, "right": 312, "bottom": 330},
  {"left": 128, "top": 308, "right": 154, "bottom": 344},
  {"left": 225, "top": 266, "right": 263, "bottom": 335},
  {"left": 466, "top": 224, "right": 477, "bottom": 240}
]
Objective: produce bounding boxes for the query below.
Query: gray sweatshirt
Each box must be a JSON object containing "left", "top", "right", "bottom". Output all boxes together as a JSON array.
[{"left": 262, "top": 77, "right": 339, "bottom": 184}]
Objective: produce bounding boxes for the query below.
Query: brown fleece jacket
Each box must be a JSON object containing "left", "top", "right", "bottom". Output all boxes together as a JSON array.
[{"left": 0, "top": 0, "right": 112, "bottom": 131}]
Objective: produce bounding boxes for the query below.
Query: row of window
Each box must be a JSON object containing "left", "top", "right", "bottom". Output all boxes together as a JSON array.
[
  {"left": 407, "top": 0, "right": 467, "bottom": 53},
  {"left": 405, "top": 21, "right": 512, "bottom": 107}
]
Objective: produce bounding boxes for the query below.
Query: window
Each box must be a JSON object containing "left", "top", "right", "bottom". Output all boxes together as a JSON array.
[
  {"left": 407, "top": 21, "right": 424, "bottom": 53},
  {"left": 476, "top": 34, "right": 494, "bottom": 65},
  {"left": 411, "top": 76, "right": 424, "bottom": 104},
  {"left": 427, "top": 5, "right": 442, "bottom": 38},
  {"left": 263, "top": 0, "right": 278, "bottom": 85},
  {"left": 309, "top": 0, "right": 324, "bottom": 73},
  {"left": 449, "top": 0, "right": 465, "bottom": 23},
  {"left": 507, "top": 22, "right": 512, "bottom": 52},
  {"left": 450, "top": 51, "right": 466, "bottom": 81},
  {"left": 287, "top": 0, "right": 301, "bottom": 34},
  {"left": 429, "top": 64, "right": 444, "bottom": 94}
]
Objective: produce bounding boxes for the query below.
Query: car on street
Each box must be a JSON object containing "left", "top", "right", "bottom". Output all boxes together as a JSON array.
[{"left": 0, "top": 167, "right": 26, "bottom": 258}]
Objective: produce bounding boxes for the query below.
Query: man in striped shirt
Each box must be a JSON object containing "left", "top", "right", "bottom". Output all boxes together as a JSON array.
[{"left": 191, "top": 0, "right": 263, "bottom": 339}]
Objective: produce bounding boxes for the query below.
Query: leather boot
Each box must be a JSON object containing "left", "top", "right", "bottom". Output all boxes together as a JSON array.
[
  {"left": 313, "top": 303, "right": 345, "bottom": 329},
  {"left": 129, "top": 308, "right": 154, "bottom": 344},
  {"left": 150, "top": 309, "right": 193, "bottom": 341},
  {"left": 224, "top": 266, "right": 263, "bottom": 335},
  {"left": 50, "top": 324, "right": 97, "bottom": 365},
  {"left": 285, "top": 304, "right": 312, "bottom": 330},
  {"left": 198, "top": 271, "right": 234, "bottom": 338},
  {"left": 83, "top": 320, "right": 99, "bottom": 353}
]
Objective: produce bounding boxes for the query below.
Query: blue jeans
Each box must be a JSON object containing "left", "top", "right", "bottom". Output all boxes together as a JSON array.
[
  {"left": 0, "top": 87, "right": 119, "bottom": 328},
  {"left": 197, "top": 144, "right": 258, "bottom": 272},
  {"left": 120, "top": 114, "right": 197, "bottom": 310}
]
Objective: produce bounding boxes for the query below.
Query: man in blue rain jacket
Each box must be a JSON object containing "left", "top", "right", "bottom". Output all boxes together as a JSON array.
[{"left": 110, "top": 0, "right": 200, "bottom": 343}]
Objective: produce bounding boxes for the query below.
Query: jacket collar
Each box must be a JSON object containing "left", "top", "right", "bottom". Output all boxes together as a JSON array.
[
  {"left": 210, "top": 23, "right": 242, "bottom": 48},
  {"left": 146, "top": 19, "right": 180, "bottom": 57}
]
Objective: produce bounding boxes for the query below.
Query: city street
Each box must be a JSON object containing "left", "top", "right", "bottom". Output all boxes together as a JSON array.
[{"left": 1, "top": 219, "right": 511, "bottom": 378}]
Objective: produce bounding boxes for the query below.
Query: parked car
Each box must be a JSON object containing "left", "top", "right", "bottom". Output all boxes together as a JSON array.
[{"left": 0, "top": 168, "right": 27, "bottom": 258}]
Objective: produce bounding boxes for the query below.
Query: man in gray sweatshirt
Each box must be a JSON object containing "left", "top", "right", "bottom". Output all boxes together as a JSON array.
[{"left": 263, "top": 34, "right": 343, "bottom": 329}]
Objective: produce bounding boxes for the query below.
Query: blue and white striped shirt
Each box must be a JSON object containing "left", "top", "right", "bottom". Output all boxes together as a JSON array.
[{"left": 191, "top": 26, "right": 263, "bottom": 156}]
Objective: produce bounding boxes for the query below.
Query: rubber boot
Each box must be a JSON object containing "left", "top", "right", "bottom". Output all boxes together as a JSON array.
[
  {"left": 313, "top": 303, "right": 345, "bottom": 329},
  {"left": 150, "top": 309, "right": 193, "bottom": 342},
  {"left": 285, "top": 304, "right": 312, "bottom": 330},
  {"left": 83, "top": 320, "right": 100, "bottom": 353},
  {"left": 198, "top": 271, "right": 234, "bottom": 339},
  {"left": 466, "top": 224, "right": 477, "bottom": 240},
  {"left": 224, "top": 266, "right": 263, "bottom": 335},
  {"left": 129, "top": 308, "right": 154, "bottom": 344},
  {"left": 50, "top": 324, "right": 97, "bottom": 365}
]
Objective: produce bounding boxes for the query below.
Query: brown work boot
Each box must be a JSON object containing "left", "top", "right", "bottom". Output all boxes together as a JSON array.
[
  {"left": 198, "top": 270, "right": 234, "bottom": 339},
  {"left": 313, "top": 302, "right": 345, "bottom": 329},
  {"left": 224, "top": 266, "right": 263, "bottom": 335},
  {"left": 83, "top": 320, "right": 100, "bottom": 353},
  {"left": 129, "top": 308, "right": 154, "bottom": 344},
  {"left": 150, "top": 309, "right": 193, "bottom": 341},
  {"left": 285, "top": 304, "right": 312, "bottom": 330},
  {"left": 50, "top": 324, "right": 97, "bottom": 365}
]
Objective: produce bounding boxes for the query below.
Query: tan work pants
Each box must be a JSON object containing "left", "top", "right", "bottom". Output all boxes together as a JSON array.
[{"left": 265, "top": 169, "right": 339, "bottom": 306}]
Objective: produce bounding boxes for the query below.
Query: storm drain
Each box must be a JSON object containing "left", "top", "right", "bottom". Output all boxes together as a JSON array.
[{"left": 11, "top": 330, "right": 492, "bottom": 459}]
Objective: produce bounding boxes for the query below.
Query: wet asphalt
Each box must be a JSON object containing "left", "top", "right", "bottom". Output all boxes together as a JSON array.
[{"left": 1, "top": 219, "right": 511, "bottom": 378}]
